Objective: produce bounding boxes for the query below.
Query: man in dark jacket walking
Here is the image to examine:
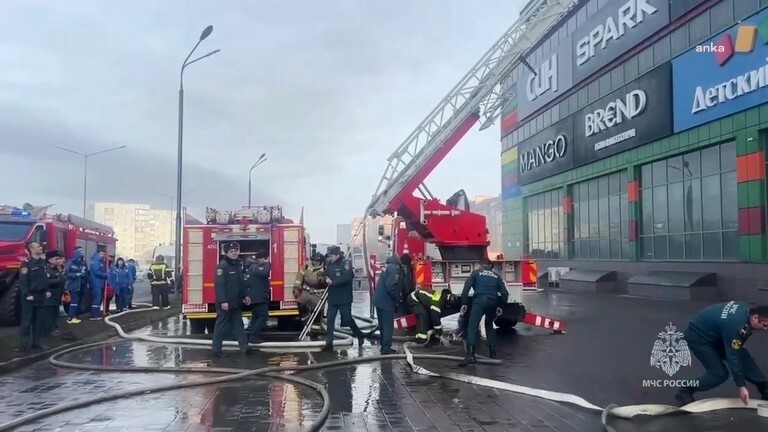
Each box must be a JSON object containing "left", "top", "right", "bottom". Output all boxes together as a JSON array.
[
  {"left": 211, "top": 242, "right": 254, "bottom": 357},
  {"left": 372, "top": 255, "right": 402, "bottom": 354},
  {"left": 322, "top": 246, "right": 366, "bottom": 351},
  {"left": 245, "top": 250, "right": 271, "bottom": 344}
]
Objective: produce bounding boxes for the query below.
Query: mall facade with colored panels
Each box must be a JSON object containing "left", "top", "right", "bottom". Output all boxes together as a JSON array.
[{"left": 498, "top": 0, "right": 768, "bottom": 302}]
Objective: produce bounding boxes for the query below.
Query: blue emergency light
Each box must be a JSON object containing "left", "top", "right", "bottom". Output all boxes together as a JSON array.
[{"left": 0, "top": 209, "right": 31, "bottom": 217}]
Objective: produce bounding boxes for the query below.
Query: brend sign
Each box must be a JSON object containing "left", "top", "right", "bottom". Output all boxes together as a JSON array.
[
  {"left": 520, "top": 135, "right": 567, "bottom": 172},
  {"left": 576, "top": 0, "right": 659, "bottom": 67},
  {"left": 585, "top": 89, "right": 647, "bottom": 138}
]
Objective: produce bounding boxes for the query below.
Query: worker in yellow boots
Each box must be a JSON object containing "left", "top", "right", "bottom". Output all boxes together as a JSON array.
[{"left": 407, "top": 286, "right": 459, "bottom": 346}]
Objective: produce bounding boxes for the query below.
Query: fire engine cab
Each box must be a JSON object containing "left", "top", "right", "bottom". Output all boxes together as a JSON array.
[
  {"left": 181, "top": 205, "right": 309, "bottom": 334},
  {"left": 0, "top": 205, "right": 117, "bottom": 326}
]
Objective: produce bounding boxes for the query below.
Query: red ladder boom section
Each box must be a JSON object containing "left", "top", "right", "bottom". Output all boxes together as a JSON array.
[{"left": 385, "top": 113, "right": 490, "bottom": 254}]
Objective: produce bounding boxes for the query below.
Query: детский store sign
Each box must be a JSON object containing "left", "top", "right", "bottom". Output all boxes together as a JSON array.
[
  {"left": 672, "top": 7, "right": 768, "bottom": 132},
  {"left": 572, "top": 0, "right": 670, "bottom": 83}
]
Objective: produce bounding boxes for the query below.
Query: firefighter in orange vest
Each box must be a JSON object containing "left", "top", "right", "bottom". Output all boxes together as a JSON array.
[{"left": 407, "top": 287, "right": 458, "bottom": 344}]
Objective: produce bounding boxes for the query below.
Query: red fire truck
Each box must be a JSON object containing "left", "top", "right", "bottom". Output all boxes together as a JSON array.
[
  {"left": 0, "top": 205, "right": 117, "bottom": 326},
  {"left": 360, "top": 0, "right": 576, "bottom": 333},
  {"left": 181, "top": 205, "right": 310, "bottom": 334}
]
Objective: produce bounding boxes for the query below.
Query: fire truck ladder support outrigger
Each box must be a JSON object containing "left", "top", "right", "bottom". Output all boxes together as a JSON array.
[{"left": 299, "top": 0, "right": 578, "bottom": 340}]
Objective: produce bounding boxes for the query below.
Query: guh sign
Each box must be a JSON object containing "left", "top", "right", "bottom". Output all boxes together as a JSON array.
[
  {"left": 526, "top": 54, "right": 558, "bottom": 102},
  {"left": 572, "top": 0, "right": 669, "bottom": 82}
]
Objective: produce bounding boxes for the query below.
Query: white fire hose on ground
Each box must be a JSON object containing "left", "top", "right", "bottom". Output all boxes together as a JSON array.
[{"left": 0, "top": 305, "right": 765, "bottom": 432}]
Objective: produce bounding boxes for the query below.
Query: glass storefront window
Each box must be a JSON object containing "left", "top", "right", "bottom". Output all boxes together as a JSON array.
[
  {"left": 572, "top": 171, "right": 629, "bottom": 260},
  {"left": 524, "top": 189, "right": 563, "bottom": 259},
  {"left": 639, "top": 143, "right": 738, "bottom": 261}
]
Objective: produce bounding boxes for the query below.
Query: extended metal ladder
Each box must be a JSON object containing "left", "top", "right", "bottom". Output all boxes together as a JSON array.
[{"left": 298, "top": 0, "right": 580, "bottom": 341}]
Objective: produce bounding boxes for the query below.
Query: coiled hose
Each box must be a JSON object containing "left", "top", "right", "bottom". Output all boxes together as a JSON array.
[{"left": 0, "top": 306, "right": 765, "bottom": 432}]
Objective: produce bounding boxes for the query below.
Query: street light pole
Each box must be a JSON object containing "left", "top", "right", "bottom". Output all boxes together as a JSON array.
[
  {"left": 175, "top": 25, "right": 220, "bottom": 299},
  {"left": 248, "top": 153, "right": 267, "bottom": 207},
  {"left": 51, "top": 144, "right": 127, "bottom": 217}
]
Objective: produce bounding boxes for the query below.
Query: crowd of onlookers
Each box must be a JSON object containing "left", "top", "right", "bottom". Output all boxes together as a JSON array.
[{"left": 17, "top": 242, "right": 139, "bottom": 351}]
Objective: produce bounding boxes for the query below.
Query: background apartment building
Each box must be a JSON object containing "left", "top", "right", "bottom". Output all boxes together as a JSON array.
[{"left": 88, "top": 202, "right": 176, "bottom": 265}]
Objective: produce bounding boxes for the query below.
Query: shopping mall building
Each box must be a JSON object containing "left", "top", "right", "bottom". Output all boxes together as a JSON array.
[{"left": 499, "top": 0, "right": 768, "bottom": 302}]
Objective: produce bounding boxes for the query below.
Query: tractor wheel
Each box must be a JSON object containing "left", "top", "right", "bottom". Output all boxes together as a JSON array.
[{"left": 0, "top": 281, "right": 21, "bottom": 326}]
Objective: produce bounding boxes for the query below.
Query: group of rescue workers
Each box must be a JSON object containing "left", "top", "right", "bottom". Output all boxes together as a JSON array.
[
  {"left": 210, "top": 240, "right": 512, "bottom": 366},
  {"left": 19, "top": 234, "right": 768, "bottom": 406},
  {"left": 17, "top": 240, "right": 173, "bottom": 352}
]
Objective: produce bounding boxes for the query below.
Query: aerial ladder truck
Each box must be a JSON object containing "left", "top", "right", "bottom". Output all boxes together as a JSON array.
[{"left": 329, "top": 0, "right": 579, "bottom": 339}]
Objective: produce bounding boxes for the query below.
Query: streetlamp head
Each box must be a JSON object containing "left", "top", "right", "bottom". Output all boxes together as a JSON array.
[
  {"left": 257, "top": 153, "right": 266, "bottom": 162},
  {"left": 200, "top": 25, "right": 213, "bottom": 41}
]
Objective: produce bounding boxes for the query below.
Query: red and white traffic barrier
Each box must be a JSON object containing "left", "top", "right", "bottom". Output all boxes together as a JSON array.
[{"left": 523, "top": 312, "right": 565, "bottom": 333}]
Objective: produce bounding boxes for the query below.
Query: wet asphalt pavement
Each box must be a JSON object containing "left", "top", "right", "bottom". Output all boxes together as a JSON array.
[{"left": 1, "top": 291, "right": 767, "bottom": 431}]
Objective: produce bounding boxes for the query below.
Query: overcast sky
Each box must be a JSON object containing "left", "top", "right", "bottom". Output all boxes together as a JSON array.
[{"left": 0, "top": 0, "right": 522, "bottom": 243}]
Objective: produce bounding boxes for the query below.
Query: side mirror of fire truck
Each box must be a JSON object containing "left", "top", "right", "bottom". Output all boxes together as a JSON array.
[{"left": 377, "top": 224, "right": 385, "bottom": 237}]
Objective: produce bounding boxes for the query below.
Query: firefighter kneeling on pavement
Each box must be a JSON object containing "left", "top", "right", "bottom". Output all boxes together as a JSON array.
[
  {"left": 407, "top": 286, "right": 457, "bottom": 345},
  {"left": 294, "top": 252, "right": 327, "bottom": 333}
]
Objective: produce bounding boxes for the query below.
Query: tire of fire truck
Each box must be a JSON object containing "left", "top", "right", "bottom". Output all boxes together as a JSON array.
[
  {"left": 0, "top": 279, "right": 21, "bottom": 326},
  {"left": 277, "top": 316, "right": 302, "bottom": 332},
  {"left": 189, "top": 319, "right": 208, "bottom": 335},
  {"left": 494, "top": 302, "right": 526, "bottom": 331}
]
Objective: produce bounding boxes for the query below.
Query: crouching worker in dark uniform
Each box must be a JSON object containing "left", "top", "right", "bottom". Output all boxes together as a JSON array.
[
  {"left": 43, "top": 250, "right": 67, "bottom": 336},
  {"left": 458, "top": 259, "right": 508, "bottom": 366},
  {"left": 18, "top": 241, "right": 50, "bottom": 351},
  {"left": 211, "top": 242, "right": 255, "bottom": 357},
  {"left": 245, "top": 250, "right": 271, "bottom": 344},
  {"left": 407, "top": 287, "right": 458, "bottom": 345},
  {"left": 372, "top": 255, "right": 402, "bottom": 354},
  {"left": 675, "top": 301, "right": 768, "bottom": 406},
  {"left": 323, "top": 246, "right": 366, "bottom": 351}
]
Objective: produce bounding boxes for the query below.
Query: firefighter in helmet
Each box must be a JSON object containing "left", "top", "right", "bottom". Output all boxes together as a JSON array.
[
  {"left": 294, "top": 252, "right": 327, "bottom": 332},
  {"left": 407, "top": 286, "right": 458, "bottom": 345}
]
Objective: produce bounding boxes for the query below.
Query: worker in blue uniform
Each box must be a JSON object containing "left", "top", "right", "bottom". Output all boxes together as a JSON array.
[
  {"left": 211, "top": 242, "right": 255, "bottom": 357},
  {"left": 458, "top": 259, "right": 508, "bottom": 366},
  {"left": 65, "top": 247, "right": 86, "bottom": 324},
  {"left": 372, "top": 255, "right": 402, "bottom": 354},
  {"left": 89, "top": 247, "right": 108, "bottom": 320},
  {"left": 322, "top": 245, "right": 366, "bottom": 351},
  {"left": 125, "top": 259, "right": 137, "bottom": 309},
  {"left": 675, "top": 301, "right": 768, "bottom": 406}
]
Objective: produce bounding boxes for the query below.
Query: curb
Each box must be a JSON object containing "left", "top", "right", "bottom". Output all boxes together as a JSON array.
[{"left": 0, "top": 305, "right": 181, "bottom": 375}]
